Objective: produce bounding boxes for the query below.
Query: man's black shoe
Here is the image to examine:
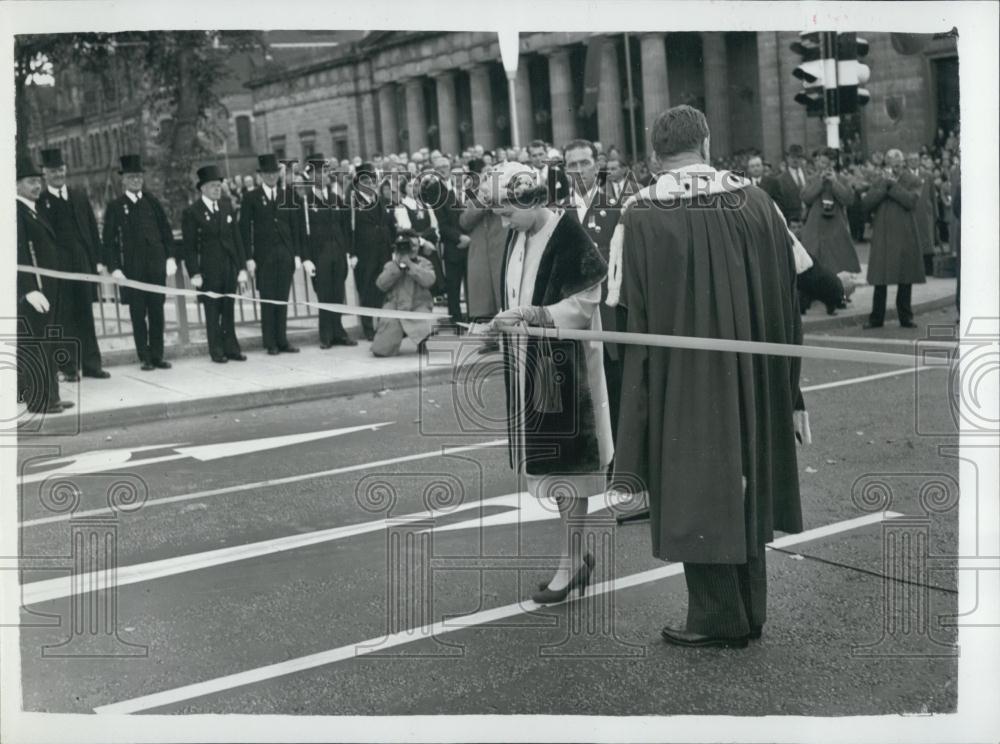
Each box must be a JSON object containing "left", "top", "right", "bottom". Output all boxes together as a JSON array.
[
  {"left": 83, "top": 369, "right": 111, "bottom": 379},
  {"left": 862, "top": 321, "right": 883, "bottom": 330},
  {"left": 660, "top": 625, "right": 749, "bottom": 649},
  {"left": 28, "top": 404, "right": 65, "bottom": 414},
  {"left": 331, "top": 336, "right": 358, "bottom": 346},
  {"left": 900, "top": 320, "right": 918, "bottom": 328},
  {"left": 211, "top": 355, "right": 228, "bottom": 364},
  {"left": 279, "top": 346, "right": 300, "bottom": 353},
  {"left": 227, "top": 353, "right": 248, "bottom": 361},
  {"left": 319, "top": 342, "right": 332, "bottom": 349},
  {"left": 140, "top": 361, "right": 155, "bottom": 371},
  {"left": 749, "top": 626, "right": 762, "bottom": 640},
  {"left": 152, "top": 360, "right": 172, "bottom": 369},
  {"left": 266, "top": 348, "right": 280, "bottom": 356}
]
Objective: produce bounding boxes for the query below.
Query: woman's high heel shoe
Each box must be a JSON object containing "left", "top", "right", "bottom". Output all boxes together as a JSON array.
[{"left": 531, "top": 553, "right": 595, "bottom": 605}]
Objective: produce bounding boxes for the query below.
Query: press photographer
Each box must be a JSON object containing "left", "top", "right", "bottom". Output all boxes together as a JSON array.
[{"left": 370, "top": 229, "right": 437, "bottom": 357}]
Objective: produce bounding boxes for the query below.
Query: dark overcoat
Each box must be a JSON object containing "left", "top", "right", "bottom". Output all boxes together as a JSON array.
[
  {"left": 101, "top": 192, "right": 175, "bottom": 305},
  {"left": 614, "top": 185, "right": 804, "bottom": 564},
  {"left": 801, "top": 174, "right": 861, "bottom": 274},
  {"left": 239, "top": 186, "right": 298, "bottom": 300},
  {"left": 862, "top": 171, "right": 927, "bottom": 286},
  {"left": 181, "top": 198, "right": 246, "bottom": 299},
  {"left": 301, "top": 188, "right": 352, "bottom": 303}
]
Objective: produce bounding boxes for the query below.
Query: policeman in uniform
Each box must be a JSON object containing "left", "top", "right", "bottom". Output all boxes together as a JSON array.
[
  {"left": 16, "top": 156, "right": 73, "bottom": 414},
  {"left": 299, "top": 154, "right": 357, "bottom": 347},
  {"left": 240, "top": 153, "right": 301, "bottom": 354},
  {"left": 182, "top": 164, "right": 249, "bottom": 363},
  {"left": 37, "top": 147, "right": 109, "bottom": 381},
  {"left": 102, "top": 154, "right": 177, "bottom": 370}
]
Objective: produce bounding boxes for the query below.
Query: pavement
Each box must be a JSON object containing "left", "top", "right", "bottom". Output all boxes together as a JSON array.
[
  {"left": 12, "top": 321, "right": 960, "bottom": 715},
  {"left": 15, "top": 262, "right": 957, "bottom": 434}
]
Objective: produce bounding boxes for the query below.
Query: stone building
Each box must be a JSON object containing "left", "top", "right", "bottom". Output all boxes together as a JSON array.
[
  {"left": 247, "top": 30, "right": 959, "bottom": 166},
  {"left": 24, "top": 29, "right": 959, "bottom": 206}
]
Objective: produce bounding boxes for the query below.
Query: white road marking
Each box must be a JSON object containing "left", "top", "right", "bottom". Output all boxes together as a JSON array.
[
  {"left": 19, "top": 488, "right": 627, "bottom": 606},
  {"left": 18, "top": 423, "right": 391, "bottom": 486},
  {"left": 92, "top": 511, "right": 903, "bottom": 715},
  {"left": 19, "top": 439, "right": 508, "bottom": 528},
  {"left": 802, "top": 365, "right": 934, "bottom": 392}
]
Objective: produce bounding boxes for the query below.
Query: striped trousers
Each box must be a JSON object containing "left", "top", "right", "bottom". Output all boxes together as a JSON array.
[{"left": 682, "top": 543, "right": 767, "bottom": 638}]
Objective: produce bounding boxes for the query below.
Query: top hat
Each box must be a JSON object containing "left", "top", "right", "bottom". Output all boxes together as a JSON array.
[
  {"left": 119, "top": 154, "right": 144, "bottom": 174},
  {"left": 787, "top": 144, "right": 805, "bottom": 158},
  {"left": 355, "top": 161, "right": 377, "bottom": 180},
  {"left": 40, "top": 148, "right": 65, "bottom": 169},
  {"left": 17, "top": 156, "right": 42, "bottom": 180},
  {"left": 195, "top": 164, "right": 225, "bottom": 189},
  {"left": 257, "top": 153, "right": 280, "bottom": 173}
]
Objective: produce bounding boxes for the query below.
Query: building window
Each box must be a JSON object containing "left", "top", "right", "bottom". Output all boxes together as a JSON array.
[
  {"left": 235, "top": 115, "right": 253, "bottom": 152},
  {"left": 271, "top": 135, "right": 287, "bottom": 160},
  {"left": 330, "top": 125, "right": 349, "bottom": 162},
  {"left": 299, "top": 130, "right": 317, "bottom": 158}
]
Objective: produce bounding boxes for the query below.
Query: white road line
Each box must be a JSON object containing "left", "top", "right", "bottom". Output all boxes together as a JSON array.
[
  {"left": 93, "top": 511, "right": 903, "bottom": 715},
  {"left": 19, "top": 439, "right": 507, "bottom": 528},
  {"left": 804, "top": 334, "right": 959, "bottom": 348},
  {"left": 802, "top": 365, "right": 934, "bottom": 392}
]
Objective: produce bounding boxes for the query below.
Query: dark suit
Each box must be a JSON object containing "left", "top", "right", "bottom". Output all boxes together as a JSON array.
[
  {"left": 240, "top": 185, "right": 299, "bottom": 351},
  {"left": 37, "top": 185, "right": 104, "bottom": 375},
  {"left": 102, "top": 192, "right": 175, "bottom": 364},
  {"left": 182, "top": 197, "right": 246, "bottom": 359},
  {"left": 428, "top": 182, "right": 466, "bottom": 322},
  {"left": 565, "top": 184, "right": 624, "bottom": 442},
  {"left": 16, "top": 200, "right": 62, "bottom": 411},
  {"left": 762, "top": 170, "right": 805, "bottom": 224},
  {"left": 301, "top": 187, "right": 352, "bottom": 344},
  {"left": 351, "top": 190, "right": 396, "bottom": 340}
]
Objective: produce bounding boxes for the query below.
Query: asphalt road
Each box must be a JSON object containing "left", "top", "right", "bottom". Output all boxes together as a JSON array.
[{"left": 15, "top": 308, "right": 961, "bottom": 716}]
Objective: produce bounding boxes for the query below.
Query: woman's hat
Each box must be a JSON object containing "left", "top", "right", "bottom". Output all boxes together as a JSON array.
[{"left": 196, "top": 164, "right": 225, "bottom": 189}]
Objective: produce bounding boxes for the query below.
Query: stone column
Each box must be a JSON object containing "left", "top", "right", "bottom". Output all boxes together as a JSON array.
[
  {"left": 403, "top": 77, "right": 428, "bottom": 152},
  {"left": 755, "top": 32, "right": 784, "bottom": 166},
  {"left": 514, "top": 63, "right": 534, "bottom": 145},
  {"left": 434, "top": 71, "right": 460, "bottom": 156},
  {"left": 597, "top": 38, "right": 625, "bottom": 151},
  {"left": 378, "top": 83, "right": 399, "bottom": 155},
  {"left": 639, "top": 33, "right": 669, "bottom": 155},
  {"left": 701, "top": 32, "right": 731, "bottom": 159},
  {"left": 546, "top": 47, "right": 576, "bottom": 146},
  {"left": 468, "top": 64, "right": 496, "bottom": 150}
]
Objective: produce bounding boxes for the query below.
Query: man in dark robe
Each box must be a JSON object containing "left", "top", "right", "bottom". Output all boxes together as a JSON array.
[
  {"left": 613, "top": 105, "right": 804, "bottom": 648},
  {"left": 351, "top": 163, "right": 396, "bottom": 341}
]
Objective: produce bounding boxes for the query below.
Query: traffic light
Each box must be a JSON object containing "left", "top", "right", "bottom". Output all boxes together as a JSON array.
[
  {"left": 791, "top": 31, "right": 838, "bottom": 118},
  {"left": 836, "top": 33, "right": 871, "bottom": 114}
]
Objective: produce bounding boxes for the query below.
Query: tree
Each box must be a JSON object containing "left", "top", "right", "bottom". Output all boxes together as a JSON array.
[{"left": 15, "top": 31, "right": 264, "bottom": 217}]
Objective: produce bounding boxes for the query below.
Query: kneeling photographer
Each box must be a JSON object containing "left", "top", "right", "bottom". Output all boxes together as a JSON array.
[{"left": 370, "top": 229, "right": 438, "bottom": 357}]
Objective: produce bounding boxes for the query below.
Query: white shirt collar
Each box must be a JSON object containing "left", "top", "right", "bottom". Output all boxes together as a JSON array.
[
  {"left": 201, "top": 194, "right": 218, "bottom": 212},
  {"left": 262, "top": 184, "right": 276, "bottom": 201},
  {"left": 16, "top": 196, "right": 37, "bottom": 213},
  {"left": 47, "top": 184, "right": 67, "bottom": 199},
  {"left": 125, "top": 190, "right": 141, "bottom": 203}
]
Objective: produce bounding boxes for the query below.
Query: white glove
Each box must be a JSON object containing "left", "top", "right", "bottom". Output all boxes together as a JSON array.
[
  {"left": 295, "top": 255, "right": 302, "bottom": 269},
  {"left": 302, "top": 259, "right": 316, "bottom": 277},
  {"left": 24, "top": 290, "right": 50, "bottom": 314},
  {"left": 348, "top": 255, "right": 358, "bottom": 270},
  {"left": 191, "top": 274, "right": 203, "bottom": 289},
  {"left": 96, "top": 263, "right": 107, "bottom": 274},
  {"left": 488, "top": 306, "right": 552, "bottom": 333},
  {"left": 246, "top": 258, "right": 256, "bottom": 275},
  {"left": 165, "top": 257, "right": 177, "bottom": 277},
  {"left": 458, "top": 234, "right": 471, "bottom": 248},
  {"left": 420, "top": 238, "right": 436, "bottom": 253},
  {"left": 111, "top": 269, "right": 126, "bottom": 280},
  {"left": 237, "top": 269, "right": 249, "bottom": 284},
  {"left": 793, "top": 410, "right": 812, "bottom": 446}
]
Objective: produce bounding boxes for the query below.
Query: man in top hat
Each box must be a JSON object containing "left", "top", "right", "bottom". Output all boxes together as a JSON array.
[
  {"left": 16, "top": 156, "right": 73, "bottom": 414},
  {"left": 762, "top": 144, "right": 808, "bottom": 225},
  {"left": 37, "top": 147, "right": 110, "bottom": 381},
  {"left": 351, "top": 161, "right": 396, "bottom": 341},
  {"left": 240, "top": 153, "right": 301, "bottom": 355},
  {"left": 182, "top": 164, "right": 249, "bottom": 363},
  {"left": 423, "top": 154, "right": 469, "bottom": 323},
  {"left": 101, "top": 155, "right": 177, "bottom": 371},
  {"left": 298, "top": 154, "right": 357, "bottom": 347}
]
